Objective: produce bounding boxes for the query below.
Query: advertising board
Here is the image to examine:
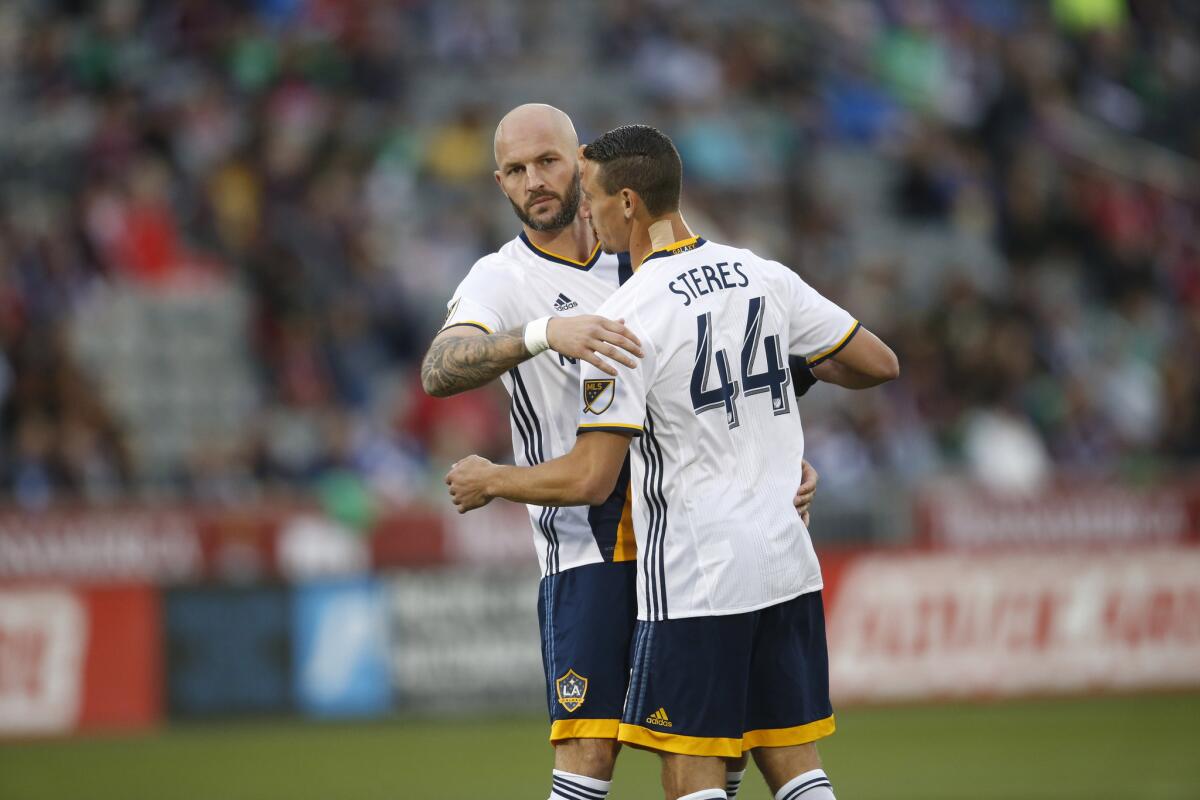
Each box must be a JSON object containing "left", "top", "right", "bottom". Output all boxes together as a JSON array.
[
  {"left": 827, "top": 547, "right": 1200, "bottom": 701},
  {"left": 293, "top": 579, "right": 392, "bottom": 717},
  {"left": 0, "top": 585, "right": 160, "bottom": 735}
]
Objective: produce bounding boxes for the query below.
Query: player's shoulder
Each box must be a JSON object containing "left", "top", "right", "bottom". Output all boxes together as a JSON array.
[
  {"left": 455, "top": 242, "right": 528, "bottom": 292},
  {"left": 610, "top": 251, "right": 666, "bottom": 296},
  {"left": 467, "top": 246, "right": 522, "bottom": 277},
  {"left": 702, "top": 239, "right": 800, "bottom": 289},
  {"left": 702, "top": 239, "right": 785, "bottom": 269},
  {"left": 595, "top": 269, "right": 642, "bottom": 312},
  {"left": 696, "top": 238, "right": 746, "bottom": 257}
]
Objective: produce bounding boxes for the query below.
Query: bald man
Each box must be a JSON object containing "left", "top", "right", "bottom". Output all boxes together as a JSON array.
[{"left": 421, "top": 105, "right": 818, "bottom": 800}]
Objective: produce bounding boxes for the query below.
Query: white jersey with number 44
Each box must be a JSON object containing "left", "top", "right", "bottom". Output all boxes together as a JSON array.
[{"left": 576, "top": 236, "right": 859, "bottom": 621}]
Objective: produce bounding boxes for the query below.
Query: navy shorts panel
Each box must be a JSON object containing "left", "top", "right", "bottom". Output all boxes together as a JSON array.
[
  {"left": 538, "top": 560, "right": 638, "bottom": 736},
  {"left": 745, "top": 590, "right": 832, "bottom": 734},
  {"left": 619, "top": 591, "right": 834, "bottom": 756},
  {"left": 622, "top": 609, "right": 755, "bottom": 741}
]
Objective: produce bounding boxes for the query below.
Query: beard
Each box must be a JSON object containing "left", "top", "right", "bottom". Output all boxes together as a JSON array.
[{"left": 509, "top": 169, "right": 581, "bottom": 232}]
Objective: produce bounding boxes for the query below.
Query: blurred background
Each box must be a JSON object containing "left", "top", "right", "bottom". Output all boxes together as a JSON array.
[{"left": 0, "top": 0, "right": 1197, "bottom": 798}]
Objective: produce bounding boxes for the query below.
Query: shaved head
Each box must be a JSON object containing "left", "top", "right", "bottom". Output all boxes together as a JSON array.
[
  {"left": 492, "top": 103, "right": 583, "bottom": 233},
  {"left": 493, "top": 103, "right": 578, "bottom": 166}
]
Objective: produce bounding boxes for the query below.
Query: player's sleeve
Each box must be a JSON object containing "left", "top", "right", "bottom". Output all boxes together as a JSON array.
[
  {"left": 440, "top": 257, "right": 510, "bottom": 335},
  {"left": 576, "top": 301, "right": 651, "bottom": 437},
  {"left": 782, "top": 266, "right": 860, "bottom": 366}
]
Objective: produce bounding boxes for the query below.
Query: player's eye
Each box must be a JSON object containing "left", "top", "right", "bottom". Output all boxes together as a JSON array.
[
  {"left": 541, "top": 157, "right": 555, "bottom": 165},
  {"left": 508, "top": 166, "right": 524, "bottom": 175}
]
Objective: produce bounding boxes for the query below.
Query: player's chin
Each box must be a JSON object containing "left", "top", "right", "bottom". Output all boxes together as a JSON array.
[{"left": 527, "top": 199, "right": 560, "bottom": 220}]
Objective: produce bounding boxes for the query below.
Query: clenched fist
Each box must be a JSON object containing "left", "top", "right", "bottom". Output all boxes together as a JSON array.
[
  {"left": 445, "top": 455, "right": 496, "bottom": 513},
  {"left": 546, "top": 315, "right": 643, "bottom": 375}
]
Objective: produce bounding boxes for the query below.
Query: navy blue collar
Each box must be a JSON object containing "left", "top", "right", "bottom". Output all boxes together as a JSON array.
[{"left": 519, "top": 232, "right": 602, "bottom": 270}]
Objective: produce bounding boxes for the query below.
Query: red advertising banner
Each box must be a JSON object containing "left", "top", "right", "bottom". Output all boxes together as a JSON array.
[
  {"left": 78, "top": 586, "right": 162, "bottom": 730},
  {"left": 0, "top": 506, "right": 448, "bottom": 583},
  {"left": 825, "top": 546, "right": 1200, "bottom": 702},
  {"left": 0, "top": 585, "right": 162, "bottom": 736},
  {"left": 422, "top": 481, "right": 1200, "bottom": 565},
  {"left": 914, "top": 481, "right": 1200, "bottom": 549},
  {"left": 0, "top": 511, "right": 203, "bottom": 583}
]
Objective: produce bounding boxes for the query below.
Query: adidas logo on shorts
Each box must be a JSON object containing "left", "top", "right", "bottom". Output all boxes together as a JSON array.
[
  {"left": 645, "top": 707, "right": 672, "bottom": 728},
  {"left": 554, "top": 293, "right": 578, "bottom": 312}
]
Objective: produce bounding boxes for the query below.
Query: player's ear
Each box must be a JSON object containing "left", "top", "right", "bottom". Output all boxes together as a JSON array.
[
  {"left": 621, "top": 188, "right": 636, "bottom": 219},
  {"left": 494, "top": 170, "right": 504, "bottom": 189}
]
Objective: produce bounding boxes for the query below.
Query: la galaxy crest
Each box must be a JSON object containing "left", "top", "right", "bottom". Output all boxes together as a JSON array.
[
  {"left": 583, "top": 379, "right": 615, "bottom": 414},
  {"left": 556, "top": 669, "right": 588, "bottom": 712}
]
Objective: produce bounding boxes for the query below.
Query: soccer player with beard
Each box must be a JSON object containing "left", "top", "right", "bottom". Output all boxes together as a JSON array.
[
  {"left": 423, "top": 106, "right": 818, "bottom": 800},
  {"left": 445, "top": 124, "right": 899, "bottom": 800}
]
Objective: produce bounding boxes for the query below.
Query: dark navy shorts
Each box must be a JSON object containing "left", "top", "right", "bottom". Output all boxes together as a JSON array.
[
  {"left": 538, "top": 560, "right": 638, "bottom": 742},
  {"left": 618, "top": 590, "right": 835, "bottom": 758}
]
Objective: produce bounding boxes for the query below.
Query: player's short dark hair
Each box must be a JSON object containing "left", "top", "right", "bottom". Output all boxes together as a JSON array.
[{"left": 582, "top": 125, "right": 682, "bottom": 216}]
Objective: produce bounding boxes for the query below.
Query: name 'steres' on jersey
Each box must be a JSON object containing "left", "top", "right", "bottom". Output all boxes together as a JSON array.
[
  {"left": 576, "top": 236, "right": 860, "bottom": 621},
  {"left": 667, "top": 260, "right": 750, "bottom": 307}
]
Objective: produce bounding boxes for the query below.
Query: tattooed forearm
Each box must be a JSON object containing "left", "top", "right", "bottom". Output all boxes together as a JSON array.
[{"left": 420, "top": 328, "right": 532, "bottom": 397}]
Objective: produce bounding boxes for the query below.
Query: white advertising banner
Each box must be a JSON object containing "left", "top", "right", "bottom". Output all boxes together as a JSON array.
[
  {"left": 0, "top": 589, "right": 87, "bottom": 734},
  {"left": 386, "top": 567, "right": 544, "bottom": 711},
  {"left": 827, "top": 547, "right": 1200, "bottom": 701}
]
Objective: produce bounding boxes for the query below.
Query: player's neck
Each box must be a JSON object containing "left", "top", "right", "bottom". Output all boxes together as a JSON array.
[
  {"left": 522, "top": 216, "right": 595, "bottom": 262},
  {"left": 631, "top": 213, "right": 693, "bottom": 269}
]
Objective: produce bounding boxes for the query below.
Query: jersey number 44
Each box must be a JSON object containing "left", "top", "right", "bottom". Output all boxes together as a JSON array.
[{"left": 691, "top": 296, "right": 792, "bottom": 429}]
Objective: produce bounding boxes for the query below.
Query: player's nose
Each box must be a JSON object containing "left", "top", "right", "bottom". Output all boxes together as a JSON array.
[{"left": 525, "top": 165, "right": 547, "bottom": 191}]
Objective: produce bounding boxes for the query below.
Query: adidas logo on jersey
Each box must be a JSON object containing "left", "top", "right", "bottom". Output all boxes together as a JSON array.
[
  {"left": 554, "top": 293, "right": 578, "bottom": 312},
  {"left": 645, "top": 707, "right": 672, "bottom": 728}
]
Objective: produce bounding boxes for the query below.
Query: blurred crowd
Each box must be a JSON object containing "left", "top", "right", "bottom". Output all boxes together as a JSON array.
[{"left": 0, "top": 0, "right": 1197, "bottom": 510}]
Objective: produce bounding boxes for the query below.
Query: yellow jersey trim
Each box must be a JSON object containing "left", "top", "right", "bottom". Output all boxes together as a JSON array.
[
  {"left": 637, "top": 235, "right": 703, "bottom": 267},
  {"left": 617, "top": 723, "right": 743, "bottom": 758},
  {"left": 441, "top": 320, "right": 494, "bottom": 335},
  {"left": 524, "top": 236, "right": 602, "bottom": 268},
  {"left": 549, "top": 718, "right": 621, "bottom": 743},
  {"left": 806, "top": 321, "right": 860, "bottom": 366},
  {"left": 613, "top": 487, "right": 637, "bottom": 562},
  {"left": 742, "top": 715, "right": 836, "bottom": 749},
  {"left": 577, "top": 422, "right": 645, "bottom": 432}
]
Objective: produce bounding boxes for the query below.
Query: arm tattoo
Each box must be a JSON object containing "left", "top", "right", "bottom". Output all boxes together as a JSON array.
[{"left": 420, "top": 327, "right": 532, "bottom": 397}]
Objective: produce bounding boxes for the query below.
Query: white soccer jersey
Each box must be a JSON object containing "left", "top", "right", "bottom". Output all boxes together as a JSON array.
[
  {"left": 443, "top": 232, "right": 636, "bottom": 577},
  {"left": 576, "top": 236, "right": 859, "bottom": 621}
]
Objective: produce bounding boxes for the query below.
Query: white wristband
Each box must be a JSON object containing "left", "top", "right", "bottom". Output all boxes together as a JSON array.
[{"left": 524, "top": 316, "right": 552, "bottom": 356}]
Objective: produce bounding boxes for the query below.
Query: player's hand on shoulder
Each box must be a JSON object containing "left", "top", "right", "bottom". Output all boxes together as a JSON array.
[
  {"left": 546, "top": 315, "right": 644, "bottom": 376},
  {"left": 445, "top": 455, "right": 495, "bottom": 513}
]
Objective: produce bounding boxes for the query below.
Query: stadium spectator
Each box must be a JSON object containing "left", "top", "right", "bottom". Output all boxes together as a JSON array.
[{"left": 0, "top": 0, "right": 1195, "bottom": 520}]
